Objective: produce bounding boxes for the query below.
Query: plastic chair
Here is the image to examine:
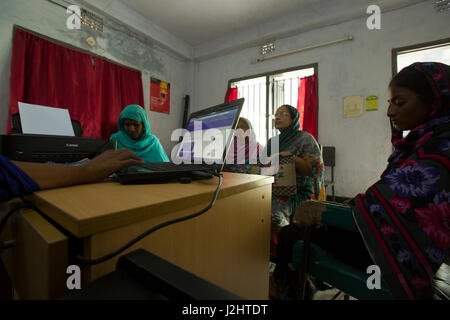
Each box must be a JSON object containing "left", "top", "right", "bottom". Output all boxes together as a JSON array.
[
  {"left": 322, "top": 147, "right": 335, "bottom": 201},
  {"left": 291, "top": 200, "right": 450, "bottom": 300},
  {"left": 291, "top": 200, "right": 393, "bottom": 300}
]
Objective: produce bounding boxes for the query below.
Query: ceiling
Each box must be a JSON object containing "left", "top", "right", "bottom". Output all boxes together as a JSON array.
[
  {"left": 119, "top": 0, "right": 325, "bottom": 46},
  {"left": 80, "top": 0, "right": 428, "bottom": 60}
]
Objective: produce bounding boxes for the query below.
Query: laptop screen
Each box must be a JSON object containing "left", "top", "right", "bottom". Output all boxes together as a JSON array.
[{"left": 176, "top": 100, "right": 243, "bottom": 164}]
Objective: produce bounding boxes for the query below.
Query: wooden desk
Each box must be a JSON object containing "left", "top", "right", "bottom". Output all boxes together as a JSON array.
[{"left": 6, "top": 172, "right": 273, "bottom": 299}]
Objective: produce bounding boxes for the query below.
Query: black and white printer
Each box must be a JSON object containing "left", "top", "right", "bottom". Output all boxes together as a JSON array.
[
  {"left": 1, "top": 105, "right": 114, "bottom": 163},
  {"left": 0, "top": 134, "right": 114, "bottom": 163}
]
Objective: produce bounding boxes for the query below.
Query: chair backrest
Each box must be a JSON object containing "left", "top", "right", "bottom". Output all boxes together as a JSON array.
[
  {"left": 292, "top": 201, "right": 393, "bottom": 300},
  {"left": 11, "top": 113, "right": 83, "bottom": 136},
  {"left": 292, "top": 239, "right": 393, "bottom": 300},
  {"left": 321, "top": 146, "right": 335, "bottom": 201},
  {"left": 322, "top": 146, "right": 335, "bottom": 167}
]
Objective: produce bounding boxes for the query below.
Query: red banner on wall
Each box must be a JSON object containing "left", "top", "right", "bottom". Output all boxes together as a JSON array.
[{"left": 150, "top": 77, "right": 170, "bottom": 114}]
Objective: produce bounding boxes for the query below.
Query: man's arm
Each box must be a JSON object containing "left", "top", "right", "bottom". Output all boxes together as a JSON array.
[{"left": 12, "top": 149, "right": 143, "bottom": 189}]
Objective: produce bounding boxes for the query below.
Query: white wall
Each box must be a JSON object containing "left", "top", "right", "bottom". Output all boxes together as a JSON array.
[
  {"left": 192, "top": 1, "right": 450, "bottom": 197},
  {"left": 0, "top": 1, "right": 448, "bottom": 198},
  {"left": 0, "top": 0, "right": 192, "bottom": 153}
]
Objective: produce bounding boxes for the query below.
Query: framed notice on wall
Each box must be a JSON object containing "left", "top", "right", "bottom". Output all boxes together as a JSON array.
[
  {"left": 343, "top": 95, "right": 364, "bottom": 118},
  {"left": 150, "top": 77, "right": 170, "bottom": 114}
]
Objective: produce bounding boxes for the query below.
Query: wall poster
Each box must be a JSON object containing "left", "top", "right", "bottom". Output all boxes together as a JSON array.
[{"left": 150, "top": 77, "right": 170, "bottom": 114}]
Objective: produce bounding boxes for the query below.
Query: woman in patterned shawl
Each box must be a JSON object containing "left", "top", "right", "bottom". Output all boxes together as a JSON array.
[
  {"left": 265, "top": 105, "right": 324, "bottom": 237},
  {"left": 351, "top": 62, "right": 450, "bottom": 299},
  {"left": 270, "top": 62, "right": 449, "bottom": 300}
]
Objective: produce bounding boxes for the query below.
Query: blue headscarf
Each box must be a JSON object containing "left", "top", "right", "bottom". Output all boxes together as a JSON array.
[{"left": 110, "top": 105, "right": 169, "bottom": 163}]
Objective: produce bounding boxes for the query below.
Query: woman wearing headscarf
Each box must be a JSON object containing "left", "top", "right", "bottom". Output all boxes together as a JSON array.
[
  {"left": 110, "top": 105, "right": 169, "bottom": 163},
  {"left": 271, "top": 62, "right": 450, "bottom": 300},
  {"left": 349, "top": 62, "right": 450, "bottom": 300},
  {"left": 224, "top": 117, "right": 263, "bottom": 173},
  {"left": 266, "top": 105, "right": 324, "bottom": 237}
]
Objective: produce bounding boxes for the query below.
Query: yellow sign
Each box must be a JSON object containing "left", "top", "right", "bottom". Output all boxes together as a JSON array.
[{"left": 366, "top": 95, "right": 378, "bottom": 111}]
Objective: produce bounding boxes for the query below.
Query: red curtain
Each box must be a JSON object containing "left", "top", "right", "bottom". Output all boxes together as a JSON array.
[
  {"left": 224, "top": 87, "right": 238, "bottom": 102},
  {"left": 297, "top": 74, "right": 318, "bottom": 139},
  {"left": 8, "top": 28, "right": 144, "bottom": 139}
]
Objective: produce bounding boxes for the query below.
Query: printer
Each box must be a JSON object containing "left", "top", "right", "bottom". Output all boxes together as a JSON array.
[{"left": 0, "top": 134, "right": 115, "bottom": 163}]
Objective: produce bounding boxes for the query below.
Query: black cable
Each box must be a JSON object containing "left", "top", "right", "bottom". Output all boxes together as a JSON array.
[
  {"left": 0, "top": 204, "right": 31, "bottom": 237},
  {"left": 16, "top": 172, "right": 223, "bottom": 265},
  {"left": 75, "top": 173, "right": 222, "bottom": 265},
  {"left": 0, "top": 202, "right": 32, "bottom": 301},
  {"left": 0, "top": 203, "right": 22, "bottom": 299}
]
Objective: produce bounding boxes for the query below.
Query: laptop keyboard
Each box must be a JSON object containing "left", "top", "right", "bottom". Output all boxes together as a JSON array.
[{"left": 140, "top": 162, "right": 219, "bottom": 172}]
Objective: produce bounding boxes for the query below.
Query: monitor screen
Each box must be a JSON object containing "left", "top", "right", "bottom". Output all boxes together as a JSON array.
[{"left": 177, "top": 105, "right": 240, "bottom": 164}]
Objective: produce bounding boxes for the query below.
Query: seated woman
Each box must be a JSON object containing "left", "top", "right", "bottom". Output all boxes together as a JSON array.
[
  {"left": 224, "top": 117, "right": 263, "bottom": 173},
  {"left": 271, "top": 62, "right": 450, "bottom": 300},
  {"left": 265, "top": 105, "right": 324, "bottom": 238},
  {"left": 110, "top": 104, "right": 169, "bottom": 163}
]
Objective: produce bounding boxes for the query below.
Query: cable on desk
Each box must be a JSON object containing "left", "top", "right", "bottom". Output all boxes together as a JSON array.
[
  {"left": 17, "top": 173, "right": 223, "bottom": 265},
  {"left": 75, "top": 172, "right": 223, "bottom": 265}
]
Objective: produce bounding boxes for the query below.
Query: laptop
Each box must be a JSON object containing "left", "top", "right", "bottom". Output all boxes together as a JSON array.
[{"left": 116, "top": 98, "right": 244, "bottom": 184}]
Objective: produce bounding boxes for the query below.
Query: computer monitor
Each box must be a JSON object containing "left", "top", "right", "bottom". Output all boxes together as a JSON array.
[{"left": 176, "top": 98, "right": 243, "bottom": 165}]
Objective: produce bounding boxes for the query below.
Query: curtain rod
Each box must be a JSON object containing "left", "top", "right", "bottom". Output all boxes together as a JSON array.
[
  {"left": 12, "top": 25, "right": 142, "bottom": 73},
  {"left": 252, "top": 36, "right": 354, "bottom": 64}
]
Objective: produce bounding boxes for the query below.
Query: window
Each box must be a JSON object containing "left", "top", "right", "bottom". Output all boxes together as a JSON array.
[
  {"left": 392, "top": 38, "right": 450, "bottom": 137},
  {"left": 392, "top": 38, "right": 450, "bottom": 74},
  {"left": 229, "top": 64, "right": 317, "bottom": 145}
]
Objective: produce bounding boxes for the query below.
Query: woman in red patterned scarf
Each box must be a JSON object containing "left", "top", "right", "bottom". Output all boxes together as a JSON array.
[{"left": 350, "top": 62, "right": 450, "bottom": 299}]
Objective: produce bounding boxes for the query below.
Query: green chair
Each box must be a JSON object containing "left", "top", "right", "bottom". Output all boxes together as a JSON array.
[{"left": 290, "top": 200, "right": 393, "bottom": 300}]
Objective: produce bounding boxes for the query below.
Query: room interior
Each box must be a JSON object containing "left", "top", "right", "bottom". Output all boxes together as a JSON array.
[
  {"left": 0, "top": 0, "right": 448, "bottom": 302},
  {"left": 1, "top": 0, "right": 448, "bottom": 198}
]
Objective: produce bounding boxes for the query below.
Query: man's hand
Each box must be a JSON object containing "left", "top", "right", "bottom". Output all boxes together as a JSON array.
[
  {"left": 81, "top": 149, "right": 144, "bottom": 183},
  {"left": 13, "top": 149, "right": 144, "bottom": 189}
]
